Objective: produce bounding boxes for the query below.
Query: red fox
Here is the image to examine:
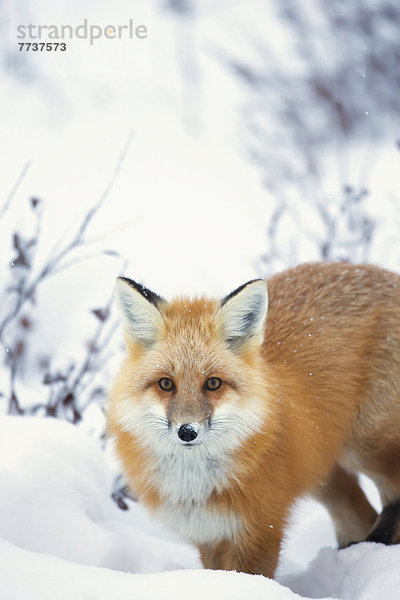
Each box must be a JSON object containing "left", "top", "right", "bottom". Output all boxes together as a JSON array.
[{"left": 107, "top": 262, "right": 400, "bottom": 578}]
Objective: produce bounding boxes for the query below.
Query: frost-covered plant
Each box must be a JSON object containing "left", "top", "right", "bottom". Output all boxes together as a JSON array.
[
  {"left": 256, "top": 186, "right": 375, "bottom": 276},
  {"left": 219, "top": 0, "right": 398, "bottom": 273},
  {"left": 0, "top": 136, "right": 133, "bottom": 424}
]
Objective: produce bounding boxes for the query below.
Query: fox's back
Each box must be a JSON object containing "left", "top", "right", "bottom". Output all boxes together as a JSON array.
[
  {"left": 265, "top": 262, "right": 400, "bottom": 375},
  {"left": 263, "top": 262, "right": 400, "bottom": 469}
]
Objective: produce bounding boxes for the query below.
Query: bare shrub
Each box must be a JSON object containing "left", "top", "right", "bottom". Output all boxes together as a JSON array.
[{"left": 0, "top": 133, "right": 133, "bottom": 423}]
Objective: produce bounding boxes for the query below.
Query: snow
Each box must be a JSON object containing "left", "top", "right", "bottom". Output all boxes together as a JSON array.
[
  {"left": 0, "top": 540, "right": 304, "bottom": 600},
  {"left": 0, "top": 416, "right": 199, "bottom": 573},
  {"left": 0, "top": 414, "right": 399, "bottom": 600},
  {"left": 282, "top": 544, "right": 400, "bottom": 600}
]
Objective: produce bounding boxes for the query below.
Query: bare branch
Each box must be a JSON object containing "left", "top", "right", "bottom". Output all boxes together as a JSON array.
[{"left": 0, "top": 162, "right": 31, "bottom": 221}]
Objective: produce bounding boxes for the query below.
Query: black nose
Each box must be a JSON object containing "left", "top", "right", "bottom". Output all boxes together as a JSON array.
[{"left": 178, "top": 423, "right": 198, "bottom": 442}]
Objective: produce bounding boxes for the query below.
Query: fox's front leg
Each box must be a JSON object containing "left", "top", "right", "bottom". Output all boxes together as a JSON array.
[
  {"left": 198, "top": 541, "right": 230, "bottom": 570},
  {"left": 198, "top": 534, "right": 281, "bottom": 579}
]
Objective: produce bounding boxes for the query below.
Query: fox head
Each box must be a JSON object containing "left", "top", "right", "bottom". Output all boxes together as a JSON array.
[{"left": 109, "top": 277, "right": 270, "bottom": 459}]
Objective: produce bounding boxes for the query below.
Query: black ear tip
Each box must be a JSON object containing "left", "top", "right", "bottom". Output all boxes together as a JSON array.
[
  {"left": 117, "top": 276, "right": 137, "bottom": 286},
  {"left": 221, "top": 278, "right": 266, "bottom": 307},
  {"left": 116, "top": 277, "right": 165, "bottom": 307}
]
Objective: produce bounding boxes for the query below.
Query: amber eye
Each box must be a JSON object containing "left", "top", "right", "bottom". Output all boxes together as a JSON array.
[
  {"left": 205, "top": 377, "right": 222, "bottom": 391},
  {"left": 158, "top": 377, "right": 175, "bottom": 391}
]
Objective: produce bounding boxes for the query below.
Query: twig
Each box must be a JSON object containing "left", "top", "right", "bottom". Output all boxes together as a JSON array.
[{"left": 0, "top": 162, "right": 31, "bottom": 221}]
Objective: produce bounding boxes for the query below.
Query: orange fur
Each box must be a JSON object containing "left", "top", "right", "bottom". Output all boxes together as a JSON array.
[{"left": 107, "top": 262, "right": 400, "bottom": 578}]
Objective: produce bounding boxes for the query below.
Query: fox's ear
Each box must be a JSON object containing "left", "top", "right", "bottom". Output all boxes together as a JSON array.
[
  {"left": 217, "top": 279, "right": 268, "bottom": 351},
  {"left": 115, "top": 277, "right": 165, "bottom": 348}
]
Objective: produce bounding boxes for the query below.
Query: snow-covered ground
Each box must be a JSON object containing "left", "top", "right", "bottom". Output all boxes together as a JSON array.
[{"left": 0, "top": 415, "right": 400, "bottom": 600}]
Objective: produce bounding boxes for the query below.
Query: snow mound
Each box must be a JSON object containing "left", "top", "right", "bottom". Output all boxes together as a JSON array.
[
  {"left": 282, "top": 543, "right": 400, "bottom": 599},
  {"left": 0, "top": 539, "right": 307, "bottom": 600}
]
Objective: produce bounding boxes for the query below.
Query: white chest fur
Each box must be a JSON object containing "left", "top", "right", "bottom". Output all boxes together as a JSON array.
[
  {"left": 146, "top": 446, "right": 242, "bottom": 544},
  {"left": 153, "top": 500, "right": 241, "bottom": 545},
  {"left": 149, "top": 445, "right": 233, "bottom": 504}
]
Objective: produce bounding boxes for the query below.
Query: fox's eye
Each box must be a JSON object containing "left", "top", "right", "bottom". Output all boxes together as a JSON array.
[
  {"left": 205, "top": 377, "right": 222, "bottom": 391},
  {"left": 158, "top": 377, "right": 175, "bottom": 391}
]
